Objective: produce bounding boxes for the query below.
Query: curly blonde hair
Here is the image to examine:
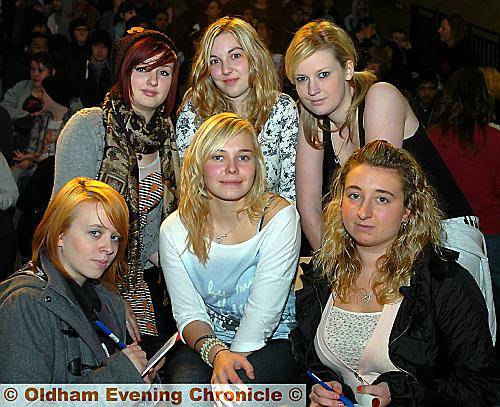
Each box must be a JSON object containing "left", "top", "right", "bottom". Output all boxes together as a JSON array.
[
  {"left": 179, "top": 112, "right": 274, "bottom": 264},
  {"left": 314, "top": 140, "right": 444, "bottom": 304},
  {"left": 285, "top": 20, "right": 376, "bottom": 148},
  {"left": 181, "top": 16, "right": 281, "bottom": 132}
]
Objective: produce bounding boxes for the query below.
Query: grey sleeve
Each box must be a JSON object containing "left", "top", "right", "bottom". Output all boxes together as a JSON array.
[
  {"left": 0, "top": 82, "right": 30, "bottom": 120},
  {"left": 0, "top": 152, "right": 18, "bottom": 210},
  {"left": 0, "top": 286, "right": 143, "bottom": 384},
  {"left": 52, "top": 109, "right": 104, "bottom": 198},
  {"left": 0, "top": 286, "right": 58, "bottom": 383}
]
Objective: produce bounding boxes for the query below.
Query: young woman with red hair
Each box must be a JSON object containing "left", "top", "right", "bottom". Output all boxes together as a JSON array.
[{"left": 52, "top": 28, "right": 180, "bottom": 356}]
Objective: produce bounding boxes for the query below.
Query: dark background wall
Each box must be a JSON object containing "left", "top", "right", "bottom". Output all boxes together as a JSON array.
[{"left": 330, "top": 0, "right": 498, "bottom": 40}]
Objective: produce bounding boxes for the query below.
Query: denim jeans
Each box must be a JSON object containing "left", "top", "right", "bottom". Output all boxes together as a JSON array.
[{"left": 163, "top": 339, "right": 300, "bottom": 384}]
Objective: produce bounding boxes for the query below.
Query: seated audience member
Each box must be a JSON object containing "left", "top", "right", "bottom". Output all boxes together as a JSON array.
[
  {"left": 153, "top": 5, "right": 186, "bottom": 47},
  {"left": 352, "top": 16, "right": 378, "bottom": 70},
  {"left": 1, "top": 52, "right": 55, "bottom": 121},
  {"left": 437, "top": 13, "right": 479, "bottom": 84},
  {"left": 366, "top": 45, "right": 391, "bottom": 83},
  {"left": 292, "top": 140, "right": 499, "bottom": 406},
  {"left": 160, "top": 113, "right": 300, "bottom": 384},
  {"left": 110, "top": 1, "right": 137, "bottom": 41},
  {"left": 78, "top": 29, "right": 112, "bottom": 108},
  {"left": 0, "top": 178, "right": 162, "bottom": 383},
  {"left": 428, "top": 67, "right": 500, "bottom": 343},
  {"left": 47, "top": 0, "right": 64, "bottom": 35},
  {"left": 2, "top": 32, "right": 51, "bottom": 93},
  {"left": 384, "top": 29, "right": 417, "bottom": 92},
  {"left": 67, "top": 18, "right": 90, "bottom": 84},
  {"left": 0, "top": 152, "right": 18, "bottom": 280},
  {"left": 411, "top": 71, "right": 440, "bottom": 129},
  {"left": 11, "top": 75, "right": 72, "bottom": 182}
]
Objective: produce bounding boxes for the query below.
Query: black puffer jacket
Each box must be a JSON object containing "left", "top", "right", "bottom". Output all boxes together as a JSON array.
[{"left": 290, "top": 247, "right": 499, "bottom": 406}]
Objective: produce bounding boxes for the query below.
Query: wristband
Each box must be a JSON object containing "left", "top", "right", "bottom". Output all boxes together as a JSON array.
[
  {"left": 193, "top": 334, "right": 215, "bottom": 351},
  {"left": 211, "top": 347, "right": 229, "bottom": 365}
]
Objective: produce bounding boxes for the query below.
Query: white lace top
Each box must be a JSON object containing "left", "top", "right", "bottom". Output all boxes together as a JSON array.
[
  {"left": 324, "top": 307, "right": 381, "bottom": 371},
  {"left": 315, "top": 293, "right": 401, "bottom": 389}
]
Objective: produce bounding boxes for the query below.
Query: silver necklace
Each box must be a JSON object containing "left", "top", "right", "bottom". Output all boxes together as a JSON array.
[
  {"left": 356, "top": 287, "right": 373, "bottom": 303},
  {"left": 214, "top": 221, "right": 239, "bottom": 244},
  {"left": 331, "top": 133, "right": 348, "bottom": 165}
]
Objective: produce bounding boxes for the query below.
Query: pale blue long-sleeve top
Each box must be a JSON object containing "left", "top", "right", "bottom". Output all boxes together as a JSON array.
[{"left": 159, "top": 204, "right": 300, "bottom": 352}]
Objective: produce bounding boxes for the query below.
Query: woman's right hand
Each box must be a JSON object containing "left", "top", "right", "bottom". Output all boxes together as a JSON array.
[
  {"left": 310, "top": 381, "right": 345, "bottom": 406},
  {"left": 211, "top": 350, "right": 255, "bottom": 385},
  {"left": 122, "top": 342, "right": 148, "bottom": 376}
]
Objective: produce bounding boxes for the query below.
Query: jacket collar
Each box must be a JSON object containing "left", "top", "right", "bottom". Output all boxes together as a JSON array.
[{"left": 38, "top": 255, "right": 113, "bottom": 361}]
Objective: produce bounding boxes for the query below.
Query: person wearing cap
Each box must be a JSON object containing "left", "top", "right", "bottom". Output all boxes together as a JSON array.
[
  {"left": 11, "top": 75, "right": 72, "bottom": 180},
  {"left": 53, "top": 28, "right": 180, "bottom": 358},
  {"left": 79, "top": 29, "right": 113, "bottom": 108}
]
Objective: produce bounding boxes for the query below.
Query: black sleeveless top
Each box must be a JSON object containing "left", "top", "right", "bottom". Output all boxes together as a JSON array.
[{"left": 321, "top": 101, "right": 473, "bottom": 218}]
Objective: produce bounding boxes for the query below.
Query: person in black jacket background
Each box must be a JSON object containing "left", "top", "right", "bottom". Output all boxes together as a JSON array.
[{"left": 291, "top": 140, "right": 499, "bottom": 406}]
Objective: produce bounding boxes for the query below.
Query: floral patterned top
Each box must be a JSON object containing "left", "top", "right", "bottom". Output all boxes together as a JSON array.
[{"left": 175, "top": 93, "right": 299, "bottom": 202}]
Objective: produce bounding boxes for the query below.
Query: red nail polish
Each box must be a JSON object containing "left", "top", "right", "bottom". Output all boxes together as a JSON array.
[
  {"left": 372, "top": 398, "right": 380, "bottom": 407},
  {"left": 357, "top": 386, "right": 363, "bottom": 392}
]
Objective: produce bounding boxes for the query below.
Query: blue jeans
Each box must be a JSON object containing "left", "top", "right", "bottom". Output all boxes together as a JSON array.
[{"left": 163, "top": 339, "right": 300, "bottom": 384}]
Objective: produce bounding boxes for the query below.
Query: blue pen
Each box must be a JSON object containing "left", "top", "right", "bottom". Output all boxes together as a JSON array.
[
  {"left": 306, "top": 370, "right": 355, "bottom": 407},
  {"left": 94, "top": 320, "right": 126, "bottom": 350}
]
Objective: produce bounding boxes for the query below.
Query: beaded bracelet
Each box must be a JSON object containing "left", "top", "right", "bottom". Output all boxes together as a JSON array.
[
  {"left": 193, "top": 334, "right": 215, "bottom": 351},
  {"left": 200, "top": 337, "right": 228, "bottom": 367}
]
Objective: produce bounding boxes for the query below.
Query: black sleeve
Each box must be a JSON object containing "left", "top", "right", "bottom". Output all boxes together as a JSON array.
[{"left": 374, "top": 263, "right": 499, "bottom": 406}]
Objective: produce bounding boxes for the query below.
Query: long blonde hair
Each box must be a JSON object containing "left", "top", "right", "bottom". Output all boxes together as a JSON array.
[
  {"left": 285, "top": 20, "right": 376, "bottom": 148},
  {"left": 181, "top": 16, "right": 281, "bottom": 132},
  {"left": 179, "top": 112, "right": 274, "bottom": 264},
  {"left": 315, "top": 140, "right": 444, "bottom": 304},
  {"left": 32, "top": 178, "right": 129, "bottom": 292}
]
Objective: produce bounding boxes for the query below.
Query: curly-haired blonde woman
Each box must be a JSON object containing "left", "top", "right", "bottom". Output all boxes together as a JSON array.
[
  {"left": 160, "top": 113, "right": 300, "bottom": 384},
  {"left": 176, "top": 16, "right": 298, "bottom": 201},
  {"left": 291, "top": 140, "right": 498, "bottom": 406}
]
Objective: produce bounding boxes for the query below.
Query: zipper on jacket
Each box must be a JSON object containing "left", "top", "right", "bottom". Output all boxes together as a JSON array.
[{"left": 388, "top": 316, "right": 418, "bottom": 383}]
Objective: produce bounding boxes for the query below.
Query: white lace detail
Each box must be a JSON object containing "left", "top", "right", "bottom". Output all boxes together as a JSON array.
[{"left": 323, "top": 306, "right": 381, "bottom": 371}]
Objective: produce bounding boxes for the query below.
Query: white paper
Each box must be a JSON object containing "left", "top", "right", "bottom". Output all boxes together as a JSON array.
[{"left": 141, "top": 332, "right": 179, "bottom": 377}]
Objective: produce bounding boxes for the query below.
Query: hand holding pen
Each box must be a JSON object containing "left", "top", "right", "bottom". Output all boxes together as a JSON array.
[
  {"left": 94, "top": 320, "right": 149, "bottom": 381},
  {"left": 307, "top": 371, "right": 355, "bottom": 407}
]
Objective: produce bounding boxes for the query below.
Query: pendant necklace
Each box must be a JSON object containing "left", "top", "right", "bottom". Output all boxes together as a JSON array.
[
  {"left": 214, "top": 219, "right": 240, "bottom": 244},
  {"left": 331, "top": 129, "right": 348, "bottom": 165},
  {"left": 328, "top": 119, "right": 348, "bottom": 165},
  {"left": 356, "top": 287, "right": 373, "bottom": 303}
]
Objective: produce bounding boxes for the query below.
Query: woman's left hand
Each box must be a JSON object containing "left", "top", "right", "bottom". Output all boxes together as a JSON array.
[
  {"left": 143, "top": 356, "right": 165, "bottom": 384},
  {"left": 124, "top": 301, "right": 141, "bottom": 342},
  {"left": 212, "top": 350, "right": 254, "bottom": 385},
  {"left": 357, "top": 382, "right": 391, "bottom": 407}
]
